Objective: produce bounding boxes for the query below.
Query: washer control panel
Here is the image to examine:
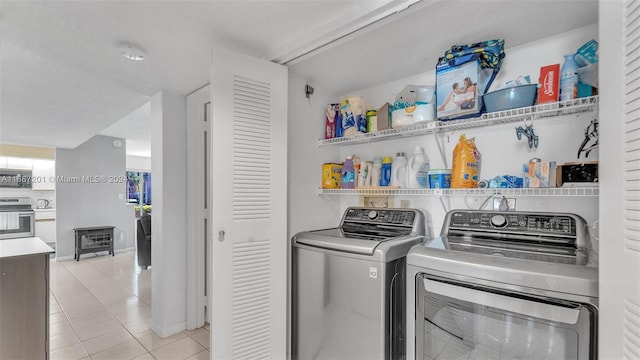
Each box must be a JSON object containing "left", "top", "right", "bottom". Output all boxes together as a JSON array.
[
  {"left": 344, "top": 208, "right": 416, "bottom": 226},
  {"left": 448, "top": 211, "right": 577, "bottom": 236}
]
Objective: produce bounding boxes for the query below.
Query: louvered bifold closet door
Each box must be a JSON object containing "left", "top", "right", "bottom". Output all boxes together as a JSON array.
[
  {"left": 624, "top": 0, "right": 640, "bottom": 358},
  {"left": 210, "top": 47, "right": 288, "bottom": 360},
  {"left": 231, "top": 76, "right": 272, "bottom": 359},
  {"left": 233, "top": 76, "right": 272, "bottom": 221}
]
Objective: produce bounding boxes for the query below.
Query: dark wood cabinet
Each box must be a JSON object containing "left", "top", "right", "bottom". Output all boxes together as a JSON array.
[{"left": 73, "top": 226, "right": 115, "bottom": 260}]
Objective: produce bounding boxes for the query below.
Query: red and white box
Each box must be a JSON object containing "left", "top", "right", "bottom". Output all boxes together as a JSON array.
[{"left": 538, "top": 64, "right": 560, "bottom": 104}]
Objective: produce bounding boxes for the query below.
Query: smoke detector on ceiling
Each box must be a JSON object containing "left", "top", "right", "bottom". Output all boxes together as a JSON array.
[{"left": 118, "top": 43, "right": 146, "bottom": 61}]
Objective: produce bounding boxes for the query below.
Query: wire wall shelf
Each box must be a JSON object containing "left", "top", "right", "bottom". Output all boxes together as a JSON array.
[
  {"left": 317, "top": 186, "right": 599, "bottom": 197},
  {"left": 318, "top": 95, "right": 599, "bottom": 146}
]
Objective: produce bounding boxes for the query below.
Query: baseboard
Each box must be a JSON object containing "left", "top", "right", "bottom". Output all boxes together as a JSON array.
[
  {"left": 54, "top": 247, "right": 134, "bottom": 261},
  {"left": 151, "top": 320, "right": 187, "bottom": 338}
]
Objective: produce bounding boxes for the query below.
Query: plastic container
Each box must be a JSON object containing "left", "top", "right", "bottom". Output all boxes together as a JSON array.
[
  {"left": 391, "top": 104, "right": 436, "bottom": 128},
  {"left": 427, "top": 169, "right": 451, "bottom": 189},
  {"left": 390, "top": 152, "right": 408, "bottom": 188},
  {"left": 341, "top": 156, "right": 355, "bottom": 189},
  {"left": 366, "top": 110, "right": 377, "bottom": 133},
  {"left": 371, "top": 158, "right": 382, "bottom": 187},
  {"left": 560, "top": 54, "right": 579, "bottom": 101},
  {"left": 483, "top": 84, "right": 538, "bottom": 112},
  {"left": 407, "top": 146, "right": 430, "bottom": 189},
  {"left": 322, "top": 163, "right": 343, "bottom": 189},
  {"left": 451, "top": 134, "right": 481, "bottom": 188},
  {"left": 380, "top": 156, "right": 393, "bottom": 186},
  {"left": 392, "top": 85, "right": 436, "bottom": 128},
  {"left": 357, "top": 161, "right": 368, "bottom": 188}
]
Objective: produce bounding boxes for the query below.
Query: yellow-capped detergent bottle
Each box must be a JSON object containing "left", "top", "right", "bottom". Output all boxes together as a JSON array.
[{"left": 451, "top": 134, "right": 482, "bottom": 188}]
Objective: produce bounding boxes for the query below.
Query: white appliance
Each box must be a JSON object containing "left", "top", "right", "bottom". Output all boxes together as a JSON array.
[
  {"left": 0, "top": 197, "right": 35, "bottom": 240},
  {"left": 406, "top": 210, "right": 598, "bottom": 360},
  {"left": 292, "top": 207, "right": 426, "bottom": 359}
]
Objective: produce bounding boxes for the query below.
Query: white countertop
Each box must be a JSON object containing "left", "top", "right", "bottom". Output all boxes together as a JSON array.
[
  {"left": 0, "top": 237, "right": 54, "bottom": 258},
  {"left": 33, "top": 208, "right": 55, "bottom": 212}
]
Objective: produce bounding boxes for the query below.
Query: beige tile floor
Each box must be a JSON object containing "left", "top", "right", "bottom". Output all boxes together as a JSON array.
[{"left": 49, "top": 250, "right": 210, "bottom": 360}]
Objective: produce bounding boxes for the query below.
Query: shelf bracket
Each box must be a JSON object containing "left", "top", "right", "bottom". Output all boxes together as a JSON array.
[
  {"left": 434, "top": 132, "right": 448, "bottom": 169},
  {"left": 438, "top": 195, "right": 449, "bottom": 213}
]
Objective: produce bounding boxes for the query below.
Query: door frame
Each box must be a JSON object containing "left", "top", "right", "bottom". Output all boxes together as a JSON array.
[{"left": 186, "top": 84, "right": 211, "bottom": 330}]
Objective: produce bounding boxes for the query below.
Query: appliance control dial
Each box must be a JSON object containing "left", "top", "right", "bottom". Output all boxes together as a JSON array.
[
  {"left": 490, "top": 214, "right": 508, "bottom": 228},
  {"left": 368, "top": 210, "right": 378, "bottom": 220}
]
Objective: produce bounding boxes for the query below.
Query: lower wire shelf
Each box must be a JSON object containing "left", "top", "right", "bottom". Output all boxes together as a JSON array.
[{"left": 317, "top": 186, "right": 599, "bottom": 197}]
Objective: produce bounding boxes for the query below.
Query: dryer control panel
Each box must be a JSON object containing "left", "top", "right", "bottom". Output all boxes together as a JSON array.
[{"left": 447, "top": 211, "right": 578, "bottom": 237}]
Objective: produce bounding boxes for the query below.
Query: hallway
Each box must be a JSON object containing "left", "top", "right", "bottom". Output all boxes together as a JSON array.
[{"left": 49, "top": 250, "right": 209, "bottom": 359}]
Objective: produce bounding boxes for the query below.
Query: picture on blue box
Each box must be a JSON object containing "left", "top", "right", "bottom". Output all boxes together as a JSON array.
[{"left": 437, "top": 75, "right": 478, "bottom": 115}]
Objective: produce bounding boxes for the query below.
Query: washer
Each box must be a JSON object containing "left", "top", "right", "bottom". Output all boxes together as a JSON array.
[
  {"left": 292, "top": 207, "right": 426, "bottom": 359},
  {"left": 406, "top": 210, "right": 598, "bottom": 360}
]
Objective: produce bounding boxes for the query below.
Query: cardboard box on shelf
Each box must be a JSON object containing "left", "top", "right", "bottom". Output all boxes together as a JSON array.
[
  {"left": 376, "top": 102, "right": 391, "bottom": 131},
  {"left": 556, "top": 162, "right": 598, "bottom": 187},
  {"left": 436, "top": 53, "right": 492, "bottom": 120},
  {"left": 538, "top": 64, "right": 560, "bottom": 104},
  {"left": 523, "top": 160, "right": 557, "bottom": 188}
]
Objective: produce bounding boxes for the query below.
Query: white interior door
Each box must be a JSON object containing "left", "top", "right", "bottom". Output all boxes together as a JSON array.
[
  {"left": 599, "top": 0, "right": 640, "bottom": 358},
  {"left": 210, "top": 47, "right": 288, "bottom": 359}
]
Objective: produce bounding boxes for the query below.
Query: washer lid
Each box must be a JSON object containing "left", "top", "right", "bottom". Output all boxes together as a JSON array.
[
  {"left": 407, "top": 237, "right": 598, "bottom": 298},
  {"left": 293, "top": 228, "right": 383, "bottom": 255}
]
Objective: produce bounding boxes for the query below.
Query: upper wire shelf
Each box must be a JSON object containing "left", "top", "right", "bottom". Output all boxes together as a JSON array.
[
  {"left": 317, "top": 186, "right": 599, "bottom": 197},
  {"left": 318, "top": 95, "right": 599, "bottom": 146}
]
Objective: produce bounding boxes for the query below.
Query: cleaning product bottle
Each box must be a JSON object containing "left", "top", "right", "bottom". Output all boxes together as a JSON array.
[
  {"left": 341, "top": 156, "right": 355, "bottom": 189},
  {"left": 559, "top": 53, "right": 579, "bottom": 101},
  {"left": 357, "top": 161, "right": 368, "bottom": 188},
  {"left": 407, "top": 146, "right": 430, "bottom": 188},
  {"left": 390, "top": 152, "right": 408, "bottom": 188},
  {"left": 380, "top": 156, "right": 393, "bottom": 186},
  {"left": 371, "top": 157, "right": 382, "bottom": 187}
]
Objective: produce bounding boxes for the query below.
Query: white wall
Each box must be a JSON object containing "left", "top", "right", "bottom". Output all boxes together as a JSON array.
[
  {"left": 126, "top": 155, "right": 151, "bottom": 171},
  {"left": 150, "top": 90, "right": 188, "bottom": 338},
  {"left": 288, "top": 24, "right": 599, "bottom": 238},
  {"left": 55, "top": 135, "right": 135, "bottom": 259},
  {"left": 287, "top": 72, "right": 342, "bottom": 237}
]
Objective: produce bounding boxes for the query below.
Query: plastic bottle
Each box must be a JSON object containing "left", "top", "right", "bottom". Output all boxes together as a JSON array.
[
  {"left": 559, "top": 53, "right": 579, "bottom": 101},
  {"left": 357, "top": 161, "right": 368, "bottom": 187},
  {"left": 364, "top": 162, "right": 373, "bottom": 187},
  {"left": 341, "top": 156, "right": 355, "bottom": 189},
  {"left": 380, "top": 156, "right": 393, "bottom": 186},
  {"left": 371, "top": 157, "right": 382, "bottom": 187},
  {"left": 390, "top": 152, "right": 408, "bottom": 188},
  {"left": 407, "top": 146, "right": 430, "bottom": 188}
]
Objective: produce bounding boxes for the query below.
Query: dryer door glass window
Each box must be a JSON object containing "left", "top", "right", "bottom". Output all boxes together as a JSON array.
[{"left": 416, "top": 275, "right": 595, "bottom": 360}]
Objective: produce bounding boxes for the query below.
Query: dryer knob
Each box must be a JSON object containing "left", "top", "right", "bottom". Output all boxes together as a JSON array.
[
  {"left": 491, "top": 214, "right": 507, "bottom": 228},
  {"left": 368, "top": 210, "right": 378, "bottom": 220}
]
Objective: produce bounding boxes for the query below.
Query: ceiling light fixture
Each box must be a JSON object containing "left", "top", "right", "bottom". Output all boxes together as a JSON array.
[{"left": 118, "top": 43, "right": 146, "bottom": 61}]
